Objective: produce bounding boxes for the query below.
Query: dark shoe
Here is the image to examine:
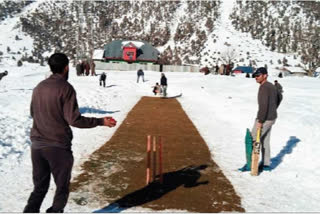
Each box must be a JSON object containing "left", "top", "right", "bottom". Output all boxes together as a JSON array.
[
  {"left": 23, "top": 205, "right": 40, "bottom": 213},
  {"left": 46, "top": 207, "right": 63, "bottom": 213},
  {"left": 238, "top": 164, "right": 250, "bottom": 172},
  {"left": 262, "top": 166, "right": 271, "bottom": 171},
  {"left": 259, "top": 164, "right": 271, "bottom": 172}
]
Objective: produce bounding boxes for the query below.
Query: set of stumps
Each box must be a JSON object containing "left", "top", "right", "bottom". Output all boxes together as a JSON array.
[{"left": 146, "top": 135, "right": 163, "bottom": 184}]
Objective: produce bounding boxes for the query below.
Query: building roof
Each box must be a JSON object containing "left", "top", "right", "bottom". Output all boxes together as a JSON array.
[
  {"left": 103, "top": 40, "right": 160, "bottom": 61},
  {"left": 233, "top": 66, "right": 254, "bottom": 73},
  {"left": 122, "top": 41, "right": 144, "bottom": 48}
]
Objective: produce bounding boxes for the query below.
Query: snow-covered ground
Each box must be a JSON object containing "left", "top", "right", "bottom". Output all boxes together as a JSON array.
[
  {"left": 1, "top": 0, "right": 320, "bottom": 213},
  {"left": 1, "top": 64, "right": 320, "bottom": 212}
]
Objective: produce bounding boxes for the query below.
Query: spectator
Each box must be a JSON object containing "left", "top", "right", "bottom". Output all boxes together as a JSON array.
[
  {"left": 100, "top": 72, "right": 107, "bottom": 87},
  {"left": 23, "top": 53, "right": 117, "bottom": 213},
  {"left": 80, "top": 61, "right": 85, "bottom": 76},
  {"left": 91, "top": 60, "right": 96, "bottom": 76},
  {"left": 218, "top": 64, "right": 224, "bottom": 75},
  {"left": 160, "top": 73, "right": 168, "bottom": 97},
  {"left": 152, "top": 82, "right": 161, "bottom": 95},
  {"left": 84, "top": 61, "right": 90, "bottom": 76},
  {"left": 274, "top": 80, "right": 283, "bottom": 106},
  {"left": 274, "top": 80, "right": 283, "bottom": 93},
  {"left": 137, "top": 69, "right": 144, "bottom": 83},
  {"left": 226, "top": 64, "right": 230, "bottom": 75},
  {"left": 200, "top": 67, "right": 210, "bottom": 75},
  {"left": 0, "top": 70, "right": 8, "bottom": 81},
  {"left": 76, "top": 61, "right": 82, "bottom": 76},
  {"left": 215, "top": 64, "right": 219, "bottom": 75}
]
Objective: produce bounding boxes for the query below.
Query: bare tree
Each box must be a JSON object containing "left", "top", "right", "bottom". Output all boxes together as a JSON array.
[{"left": 220, "top": 47, "right": 238, "bottom": 64}]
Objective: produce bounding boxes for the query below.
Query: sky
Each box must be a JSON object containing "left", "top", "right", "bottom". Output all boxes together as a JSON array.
[{"left": 0, "top": 0, "right": 320, "bottom": 213}]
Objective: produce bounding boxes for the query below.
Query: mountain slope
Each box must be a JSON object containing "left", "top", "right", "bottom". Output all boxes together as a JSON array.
[
  {"left": 1, "top": 0, "right": 313, "bottom": 73},
  {"left": 17, "top": 1, "right": 220, "bottom": 65},
  {"left": 230, "top": 1, "right": 320, "bottom": 72},
  {"left": 1, "top": 1, "right": 320, "bottom": 212},
  {"left": 201, "top": 0, "right": 303, "bottom": 72}
]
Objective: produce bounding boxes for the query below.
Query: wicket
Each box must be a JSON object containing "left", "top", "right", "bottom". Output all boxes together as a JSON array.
[{"left": 146, "top": 135, "right": 163, "bottom": 185}]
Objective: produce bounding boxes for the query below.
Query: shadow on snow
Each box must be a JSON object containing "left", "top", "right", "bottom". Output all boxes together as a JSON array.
[
  {"left": 93, "top": 165, "right": 209, "bottom": 213},
  {"left": 270, "top": 136, "right": 300, "bottom": 170},
  {"left": 106, "top": 84, "right": 117, "bottom": 88},
  {"left": 79, "top": 107, "right": 120, "bottom": 115}
]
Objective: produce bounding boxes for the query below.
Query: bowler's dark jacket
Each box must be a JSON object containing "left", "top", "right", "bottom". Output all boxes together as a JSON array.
[
  {"left": 257, "top": 81, "right": 278, "bottom": 123},
  {"left": 30, "top": 73, "right": 104, "bottom": 149}
]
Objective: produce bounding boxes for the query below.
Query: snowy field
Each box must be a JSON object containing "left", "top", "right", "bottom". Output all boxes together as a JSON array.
[
  {"left": 0, "top": 65, "right": 320, "bottom": 212},
  {"left": 1, "top": 0, "right": 320, "bottom": 212}
]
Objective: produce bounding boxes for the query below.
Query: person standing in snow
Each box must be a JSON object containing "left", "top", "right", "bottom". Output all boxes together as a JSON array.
[
  {"left": 137, "top": 69, "right": 144, "bottom": 83},
  {"left": 160, "top": 72, "right": 168, "bottom": 97},
  {"left": 91, "top": 60, "right": 96, "bottom": 76},
  {"left": 0, "top": 70, "right": 8, "bottom": 81},
  {"left": 274, "top": 80, "right": 283, "bottom": 93},
  {"left": 76, "top": 61, "right": 82, "bottom": 76},
  {"left": 23, "top": 53, "right": 117, "bottom": 213},
  {"left": 274, "top": 80, "right": 283, "bottom": 106},
  {"left": 84, "top": 60, "right": 90, "bottom": 76},
  {"left": 226, "top": 64, "right": 230, "bottom": 75},
  {"left": 218, "top": 64, "right": 224, "bottom": 75},
  {"left": 251, "top": 67, "right": 279, "bottom": 172},
  {"left": 80, "top": 60, "right": 85, "bottom": 76},
  {"left": 215, "top": 64, "right": 219, "bottom": 75},
  {"left": 100, "top": 72, "right": 107, "bottom": 87}
]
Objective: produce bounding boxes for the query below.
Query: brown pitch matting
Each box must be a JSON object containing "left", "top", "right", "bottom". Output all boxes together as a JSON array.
[{"left": 70, "top": 96, "right": 244, "bottom": 212}]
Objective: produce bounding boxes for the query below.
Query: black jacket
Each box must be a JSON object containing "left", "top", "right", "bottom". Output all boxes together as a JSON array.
[
  {"left": 161, "top": 76, "right": 167, "bottom": 86},
  {"left": 137, "top": 69, "right": 144, "bottom": 76},
  {"left": 100, "top": 73, "right": 106, "bottom": 81}
]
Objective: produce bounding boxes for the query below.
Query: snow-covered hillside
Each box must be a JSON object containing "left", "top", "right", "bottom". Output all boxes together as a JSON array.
[
  {"left": 201, "top": 0, "right": 303, "bottom": 70},
  {"left": 230, "top": 1, "right": 320, "bottom": 72},
  {"left": 0, "top": 0, "right": 320, "bottom": 212},
  {"left": 2, "top": 0, "right": 316, "bottom": 72}
]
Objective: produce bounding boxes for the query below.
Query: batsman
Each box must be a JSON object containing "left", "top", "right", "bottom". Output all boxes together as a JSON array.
[{"left": 251, "top": 67, "right": 281, "bottom": 174}]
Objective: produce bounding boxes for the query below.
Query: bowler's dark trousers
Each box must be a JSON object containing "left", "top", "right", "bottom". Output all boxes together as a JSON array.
[{"left": 24, "top": 147, "right": 73, "bottom": 212}]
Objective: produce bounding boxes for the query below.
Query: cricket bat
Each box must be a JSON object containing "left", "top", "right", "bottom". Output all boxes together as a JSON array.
[{"left": 251, "top": 128, "right": 261, "bottom": 176}]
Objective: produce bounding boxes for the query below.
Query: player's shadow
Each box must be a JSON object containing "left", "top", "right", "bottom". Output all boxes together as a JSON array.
[
  {"left": 161, "top": 93, "right": 182, "bottom": 99},
  {"left": 93, "top": 165, "right": 209, "bottom": 213},
  {"left": 106, "top": 84, "right": 117, "bottom": 88},
  {"left": 270, "top": 136, "right": 300, "bottom": 170},
  {"left": 10, "top": 88, "right": 33, "bottom": 91},
  {"left": 79, "top": 107, "right": 120, "bottom": 114}
]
